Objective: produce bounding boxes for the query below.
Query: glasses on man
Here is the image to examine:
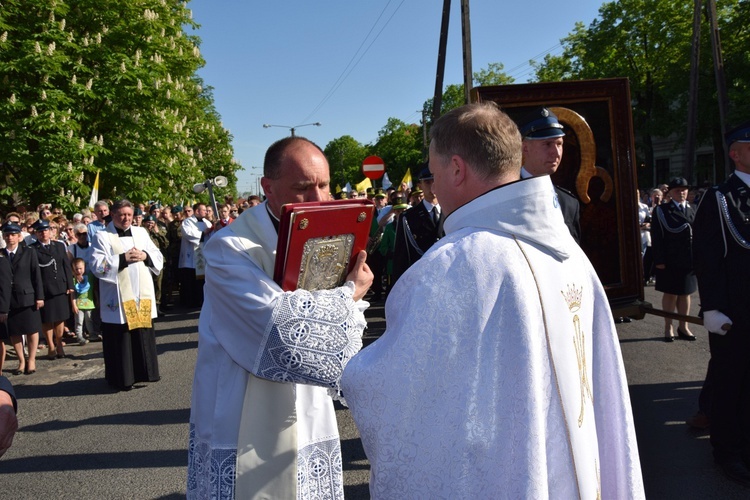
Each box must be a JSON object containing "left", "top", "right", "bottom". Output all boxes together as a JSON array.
[{"left": 77, "top": 232, "right": 88, "bottom": 238}]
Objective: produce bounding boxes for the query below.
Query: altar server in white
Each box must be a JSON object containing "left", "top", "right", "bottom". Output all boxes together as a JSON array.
[
  {"left": 91, "top": 199, "right": 163, "bottom": 391},
  {"left": 187, "top": 137, "right": 373, "bottom": 500},
  {"left": 341, "top": 103, "right": 645, "bottom": 499}
]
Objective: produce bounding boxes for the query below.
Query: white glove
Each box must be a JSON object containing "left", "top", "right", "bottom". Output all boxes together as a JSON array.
[{"left": 703, "top": 310, "right": 732, "bottom": 335}]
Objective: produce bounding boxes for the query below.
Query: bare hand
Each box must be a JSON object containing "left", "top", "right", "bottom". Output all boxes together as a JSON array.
[
  {"left": 346, "top": 250, "right": 373, "bottom": 301},
  {"left": 36, "top": 300, "right": 44, "bottom": 310},
  {"left": 0, "top": 392, "right": 18, "bottom": 458},
  {"left": 125, "top": 248, "right": 146, "bottom": 263}
]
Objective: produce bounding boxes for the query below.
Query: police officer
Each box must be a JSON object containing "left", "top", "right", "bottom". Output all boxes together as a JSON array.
[
  {"left": 517, "top": 107, "right": 581, "bottom": 243},
  {"left": 693, "top": 121, "right": 750, "bottom": 486},
  {"left": 651, "top": 177, "right": 698, "bottom": 341},
  {"left": 392, "top": 163, "right": 443, "bottom": 283}
]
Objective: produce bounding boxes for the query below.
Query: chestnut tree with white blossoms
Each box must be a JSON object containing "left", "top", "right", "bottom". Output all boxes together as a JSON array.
[{"left": 0, "top": 0, "right": 238, "bottom": 211}]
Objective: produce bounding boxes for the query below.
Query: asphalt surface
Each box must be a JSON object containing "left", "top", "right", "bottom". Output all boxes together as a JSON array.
[{"left": 0, "top": 286, "right": 747, "bottom": 499}]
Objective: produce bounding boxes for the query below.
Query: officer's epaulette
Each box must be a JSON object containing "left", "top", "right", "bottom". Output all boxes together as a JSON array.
[{"left": 555, "top": 185, "right": 576, "bottom": 199}]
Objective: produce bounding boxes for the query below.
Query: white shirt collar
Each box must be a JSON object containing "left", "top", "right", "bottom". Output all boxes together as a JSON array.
[
  {"left": 422, "top": 199, "right": 439, "bottom": 214},
  {"left": 734, "top": 169, "right": 750, "bottom": 188}
]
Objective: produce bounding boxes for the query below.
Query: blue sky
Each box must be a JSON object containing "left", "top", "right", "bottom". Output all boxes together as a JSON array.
[{"left": 188, "top": 1, "right": 605, "bottom": 195}]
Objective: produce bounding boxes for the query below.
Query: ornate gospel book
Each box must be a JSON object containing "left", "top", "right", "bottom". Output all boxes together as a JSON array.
[{"left": 273, "top": 199, "right": 374, "bottom": 291}]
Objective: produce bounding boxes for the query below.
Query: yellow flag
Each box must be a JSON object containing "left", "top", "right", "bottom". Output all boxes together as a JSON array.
[
  {"left": 354, "top": 178, "right": 372, "bottom": 193},
  {"left": 400, "top": 169, "right": 412, "bottom": 190},
  {"left": 88, "top": 170, "right": 100, "bottom": 209},
  {"left": 335, "top": 184, "right": 342, "bottom": 193}
]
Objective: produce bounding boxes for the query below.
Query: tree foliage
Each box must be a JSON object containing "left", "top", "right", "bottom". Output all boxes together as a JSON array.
[
  {"left": 422, "top": 62, "right": 515, "bottom": 124},
  {"left": 322, "top": 62, "right": 516, "bottom": 187},
  {"left": 369, "top": 117, "right": 423, "bottom": 186},
  {"left": 529, "top": 0, "right": 750, "bottom": 180},
  {"left": 323, "top": 135, "right": 369, "bottom": 189},
  {"left": 0, "top": 0, "right": 238, "bottom": 211}
]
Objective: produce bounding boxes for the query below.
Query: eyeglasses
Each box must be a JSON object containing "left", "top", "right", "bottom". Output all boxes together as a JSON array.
[{"left": 76, "top": 233, "right": 88, "bottom": 237}]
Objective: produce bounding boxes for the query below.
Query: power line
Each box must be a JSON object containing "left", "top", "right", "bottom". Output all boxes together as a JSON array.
[{"left": 300, "top": 0, "right": 407, "bottom": 123}]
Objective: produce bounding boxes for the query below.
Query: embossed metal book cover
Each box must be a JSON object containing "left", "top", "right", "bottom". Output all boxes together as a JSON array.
[{"left": 273, "top": 199, "right": 374, "bottom": 291}]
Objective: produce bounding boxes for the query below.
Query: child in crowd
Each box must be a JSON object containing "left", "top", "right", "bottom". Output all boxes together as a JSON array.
[{"left": 70, "top": 258, "right": 96, "bottom": 346}]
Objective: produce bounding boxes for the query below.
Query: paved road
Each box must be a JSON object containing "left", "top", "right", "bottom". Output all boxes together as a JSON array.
[{"left": 1, "top": 287, "right": 747, "bottom": 498}]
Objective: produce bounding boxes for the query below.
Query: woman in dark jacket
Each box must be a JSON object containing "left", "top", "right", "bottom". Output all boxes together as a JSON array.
[
  {"left": 29, "top": 219, "right": 73, "bottom": 359},
  {"left": 2, "top": 222, "right": 44, "bottom": 375},
  {"left": 651, "top": 177, "right": 698, "bottom": 342}
]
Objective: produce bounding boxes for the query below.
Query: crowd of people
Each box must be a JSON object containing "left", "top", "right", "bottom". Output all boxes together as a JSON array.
[
  {"left": 0, "top": 195, "right": 263, "bottom": 387},
  {"left": 3, "top": 108, "right": 749, "bottom": 494}
]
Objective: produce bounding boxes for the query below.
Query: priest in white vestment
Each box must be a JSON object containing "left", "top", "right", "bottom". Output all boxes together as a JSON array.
[
  {"left": 341, "top": 103, "right": 645, "bottom": 499},
  {"left": 91, "top": 199, "right": 163, "bottom": 391},
  {"left": 187, "top": 137, "right": 373, "bottom": 500}
]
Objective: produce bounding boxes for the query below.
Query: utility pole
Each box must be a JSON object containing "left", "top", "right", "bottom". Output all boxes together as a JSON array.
[
  {"left": 460, "top": 0, "right": 473, "bottom": 105},
  {"left": 706, "top": 0, "right": 731, "bottom": 178},
  {"left": 432, "top": 0, "right": 451, "bottom": 123},
  {"left": 684, "top": 0, "right": 702, "bottom": 184},
  {"left": 421, "top": 107, "right": 429, "bottom": 159}
]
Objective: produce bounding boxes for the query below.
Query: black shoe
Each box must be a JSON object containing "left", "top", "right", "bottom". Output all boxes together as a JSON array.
[
  {"left": 677, "top": 327, "right": 697, "bottom": 341},
  {"left": 718, "top": 460, "right": 750, "bottom": 487}
]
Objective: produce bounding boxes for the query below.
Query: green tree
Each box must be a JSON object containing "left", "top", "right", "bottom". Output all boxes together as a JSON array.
[
  {"left": 0, "top": 0, "right": 238, "bottom": 212},
  {"left": 422, "top": 62, "right": 515, "bottom": 138},
  {"left": 530, "top": 0, "right": 750, "bottom": 182},
  {"left": 323, "top": 135, "right": 369, "bottom": 189},
  {"left": 474, "top": 62, "right": 515, "bottom": 87},
  {"left": 369, "top": 118, "right": 423, "bottom": 185}
]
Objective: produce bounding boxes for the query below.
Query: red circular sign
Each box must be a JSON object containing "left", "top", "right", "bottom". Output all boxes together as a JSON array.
[{"left": 362, "top": 155, "right": 386, "bottom": 180}]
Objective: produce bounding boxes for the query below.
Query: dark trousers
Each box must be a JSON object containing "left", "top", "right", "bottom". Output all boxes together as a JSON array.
[
  {"left": 366, "top": 251, "right": 385, "bottom": 295},
  {"left": 101, "top": 322, "right": 160, "bottom": 390},
  {"left": 708, "top": 328, "right": 750, "bottom": 463},
  {"left": 179, "top": 268, "right": 204, "bottom": 308}
]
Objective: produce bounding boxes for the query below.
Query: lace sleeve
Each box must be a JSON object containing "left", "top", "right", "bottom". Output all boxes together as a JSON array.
[{"left": 254, "top": 282, "right": 367, "bottom": 395}]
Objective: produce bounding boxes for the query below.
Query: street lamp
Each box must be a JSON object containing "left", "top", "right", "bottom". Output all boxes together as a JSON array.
[{"left": 262, "top": 122, "right": 322, "bottom": 136}]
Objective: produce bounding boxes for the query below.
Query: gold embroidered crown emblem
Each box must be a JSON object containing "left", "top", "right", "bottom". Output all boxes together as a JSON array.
[{"left": 561, "top": 284, "right": 582, "bottom": 312}]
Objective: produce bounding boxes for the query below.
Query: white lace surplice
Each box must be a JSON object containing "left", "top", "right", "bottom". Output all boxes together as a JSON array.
[
  {"left": 188, "top": 203, "right": 366, "bottom": 500},
  {"left": 341, "top": 176, "right": 644, "bottom": 500}
]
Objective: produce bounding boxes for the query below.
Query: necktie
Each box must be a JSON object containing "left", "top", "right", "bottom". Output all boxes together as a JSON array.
[
  {"left": 8, "top": 252, "right": 13, "bottom": 263},
  {"left": 432, "top": 207, "right": 439, "bottom": 226},
  {"left": 678, "top": 204, "right": 684, "bottom": 213}
]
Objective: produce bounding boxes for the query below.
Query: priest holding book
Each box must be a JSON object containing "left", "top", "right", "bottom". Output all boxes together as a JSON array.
[{"left": 187, "top": 137, "right": 373, "bottom": 500}]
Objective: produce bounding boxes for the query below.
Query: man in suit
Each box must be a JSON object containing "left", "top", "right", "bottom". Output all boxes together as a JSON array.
[
  {"left": 392, "top": 164, "right": 443, "bottom": 283},
  {"left": 517, "top": 107, "right": 581, "bottom": 243},
  {"left": 692, "top": 122, "right": 750, "bottom": 486}
]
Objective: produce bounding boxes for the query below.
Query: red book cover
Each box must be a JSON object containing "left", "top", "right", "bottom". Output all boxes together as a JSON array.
[{"left": 273, "top": 199, "right": 374, "bottom": 291}]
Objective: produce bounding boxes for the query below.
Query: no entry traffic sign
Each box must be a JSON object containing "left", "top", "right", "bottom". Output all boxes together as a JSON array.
[{"left": 361, "top": 155, "right": 386, "bottom": 180}]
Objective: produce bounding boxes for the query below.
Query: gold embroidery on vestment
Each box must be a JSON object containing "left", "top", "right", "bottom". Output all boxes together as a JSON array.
[
  {"left": 563, "top": 284, "right": 593, "bottom": 427},
  {"left": 123, "top": 298, "right": 152, "bottom": 329}
]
